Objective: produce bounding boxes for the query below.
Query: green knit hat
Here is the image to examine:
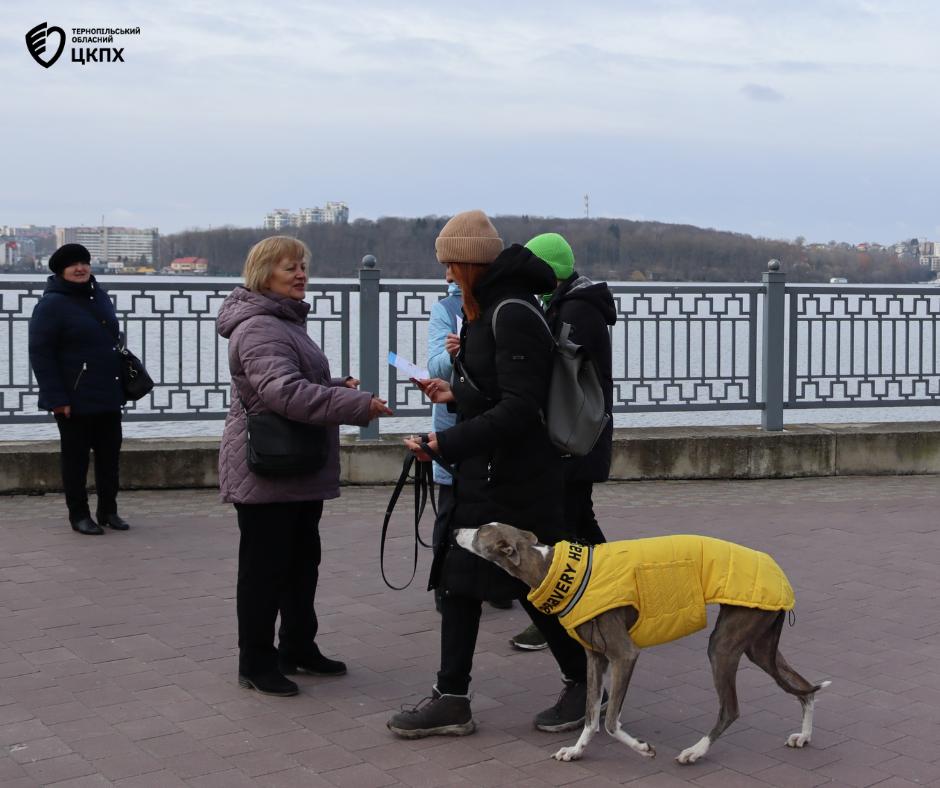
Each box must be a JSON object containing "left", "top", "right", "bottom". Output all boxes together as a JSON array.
[{"left": 525, "top": 233, "right": 575, "bottom": 280}]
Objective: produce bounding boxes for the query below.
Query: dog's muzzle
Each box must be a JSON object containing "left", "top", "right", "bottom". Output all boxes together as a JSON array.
[{"left": 454, "top": 528, "right": 476, "bottom": 553}]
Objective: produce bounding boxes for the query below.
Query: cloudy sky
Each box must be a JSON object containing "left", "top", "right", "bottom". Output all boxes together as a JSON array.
[{"left": 3, "top": 0, "right": 939, "bottom": 243}]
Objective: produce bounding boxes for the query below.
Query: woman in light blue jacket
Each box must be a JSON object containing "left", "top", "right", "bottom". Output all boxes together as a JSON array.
[{"left": 427, "top": 278, "right": 461, "bottom": 613}]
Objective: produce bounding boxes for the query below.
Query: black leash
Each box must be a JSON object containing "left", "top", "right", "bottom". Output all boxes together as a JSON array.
[
  {"left": 414, "top": 436, "right": 587, "bottom": 547},
  {"left": 379, "top": 435, "right": 588, "bottom": 590},
  {"left": 379, "top": 449, "right": 437, "bottom": 590}
]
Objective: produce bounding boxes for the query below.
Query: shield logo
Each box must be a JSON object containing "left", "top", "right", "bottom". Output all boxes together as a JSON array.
[{"left": 26, "top": 22, "right": 66, "bottom": 69}]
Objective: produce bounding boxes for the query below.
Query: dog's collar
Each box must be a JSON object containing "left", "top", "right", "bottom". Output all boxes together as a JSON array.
[{"left": 527, "top": 541, "right": 593, "bottom": 617}]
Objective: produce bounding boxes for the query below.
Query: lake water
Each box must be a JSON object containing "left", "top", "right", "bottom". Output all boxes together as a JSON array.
[{"left": 3, "top": 274, "right": 939, "bottom": 441}]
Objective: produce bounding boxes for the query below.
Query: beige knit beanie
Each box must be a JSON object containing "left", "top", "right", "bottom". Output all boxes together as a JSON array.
[{"left": 435, "top": 210, "right": 504, "bottom": 264}]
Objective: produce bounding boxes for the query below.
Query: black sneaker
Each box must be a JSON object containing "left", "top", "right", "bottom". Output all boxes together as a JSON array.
[
  {"left": 488, "top": 598, "right": 513, "bottom": 610},
  {"left": 533, "top": 679, "right": 609, "bottom": 732},
  {"left": 279, "top": 652, "right": 346, "bottom": 677},
  {"left": 387, "top": 686, "right": 475, "bottom": 739},
  {"left": 237, "top": 672, "right": 299, "bottom": 697}
]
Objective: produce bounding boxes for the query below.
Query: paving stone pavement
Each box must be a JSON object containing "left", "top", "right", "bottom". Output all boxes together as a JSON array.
[{"left": 1, "top": 475, "right": 939, "bottom": 787}]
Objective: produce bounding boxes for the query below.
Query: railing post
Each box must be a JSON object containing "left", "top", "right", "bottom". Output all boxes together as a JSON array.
[
  {"left": 358, "top": 255, "right": 381, "bottom": 441},
  {"left": 761, "top": 259, "right": 786, "bottom": 431}
]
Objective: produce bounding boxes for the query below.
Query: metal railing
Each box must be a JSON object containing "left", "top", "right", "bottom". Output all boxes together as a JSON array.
[{"left": 4, "top": 259, "right": 940, "bottom": 435}]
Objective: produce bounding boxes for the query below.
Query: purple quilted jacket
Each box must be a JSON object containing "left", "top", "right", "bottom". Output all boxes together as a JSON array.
[{"left": 217, "top": 287, "right": 372, "bottom": 504}]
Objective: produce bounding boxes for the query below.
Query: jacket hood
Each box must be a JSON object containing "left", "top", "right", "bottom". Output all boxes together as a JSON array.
[
  {"left": 216, "top": 286, "right": 311, "bottom": 339},
  {"left": 474, "top": 244, "right": 557, "bottom": 309},
  {"left": 555, "top": 274, "right": 617, "bottom": 326},
  {"left": 43, "top": 273, "right": 100, "bottom": 299}
]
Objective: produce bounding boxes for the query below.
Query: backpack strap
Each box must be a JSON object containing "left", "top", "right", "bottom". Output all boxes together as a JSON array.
[{"left": 490, "top": 298, "right": 555, "bottom": 345}]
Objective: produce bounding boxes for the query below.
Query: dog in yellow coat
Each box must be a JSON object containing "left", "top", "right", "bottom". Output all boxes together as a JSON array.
[{"left": 457, "top": 525, "right": 830, "bottom": 764}]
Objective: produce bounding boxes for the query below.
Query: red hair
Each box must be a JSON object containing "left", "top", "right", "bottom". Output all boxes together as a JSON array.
[{"left": 449, "top": 263, "right": 489, "bottom": 322}]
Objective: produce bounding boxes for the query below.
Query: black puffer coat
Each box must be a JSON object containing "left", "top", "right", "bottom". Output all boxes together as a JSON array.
[
  {"left": 430, "top": 244, "right": 565, "bottom": 601},
  {"left": 544, "top": 272, "right": 617, "bottom": 482},
  {"left": 28, "top": 275, "right": 126, "bottom": 416}
]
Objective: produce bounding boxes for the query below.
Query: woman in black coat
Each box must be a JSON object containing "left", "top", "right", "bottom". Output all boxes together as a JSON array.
[
  {"left": 386, "top": 211, "right": 591, "bottom": 739},
  {"left": 28, "top": 244, "right": 130, "bottom": 535}
]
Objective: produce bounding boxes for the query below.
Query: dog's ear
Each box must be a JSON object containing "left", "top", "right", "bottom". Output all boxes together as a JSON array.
[
  {"left": 496, "top": 538, "right": 522, "bottom": 566},
  {"left": 520, "top": 530, "right": 538, "bottom": 545}
]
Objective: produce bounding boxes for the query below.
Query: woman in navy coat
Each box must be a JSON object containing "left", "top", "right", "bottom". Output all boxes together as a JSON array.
[{"left": 28, "top": 244, "right": 130, "bottom": 535}]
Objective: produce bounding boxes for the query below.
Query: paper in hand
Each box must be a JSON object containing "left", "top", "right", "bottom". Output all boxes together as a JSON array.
[{"left": 388, "top": 352, "right": 429, "bottom": 380}]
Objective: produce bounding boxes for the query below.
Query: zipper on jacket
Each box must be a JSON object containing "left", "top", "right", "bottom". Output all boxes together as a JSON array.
[{"left": 73, "top": 363, "right": 87, "bottom": 391}]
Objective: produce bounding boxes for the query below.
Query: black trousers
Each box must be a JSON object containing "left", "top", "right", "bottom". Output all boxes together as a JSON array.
[
  {"left": 437, "top": 595, "right": 587, "bottom": 696},
  {"left": 234, "top": 500, "right": 324, "bottom": 676},
  {"left": 564, "top": 480, "right": 607, "bottom": 544},
  {"left": 55, "top": 411, "right": 123, "bottom": 523}
]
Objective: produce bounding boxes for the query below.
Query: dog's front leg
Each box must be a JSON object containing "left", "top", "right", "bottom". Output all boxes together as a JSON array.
[
  {"left": 604, "top": 635, "right": 655, "bottom": 759},
  {"left": 552, "top": 650, "right": 607, "bottom": 761}
]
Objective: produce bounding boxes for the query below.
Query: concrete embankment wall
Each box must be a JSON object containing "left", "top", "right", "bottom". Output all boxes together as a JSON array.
[{"left": 2, "top": 423, "right": 939, "bottom": 494}]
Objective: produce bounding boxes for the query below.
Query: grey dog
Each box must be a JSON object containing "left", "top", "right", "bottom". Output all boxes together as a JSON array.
[{"left": 456, "top": 523, "right": 829, "bottom": 764}]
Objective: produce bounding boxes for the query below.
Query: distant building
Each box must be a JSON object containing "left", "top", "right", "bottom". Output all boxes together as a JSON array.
[
  {"left": 169, "top": 257, "right": 208, "bottom": 274},
  {"left": 263, "top": 202, "right": 349, "bottom": 229},
  {"left": 56, "top": 226, "right": 159, "bottom": 264},
  {"left": 918, "top": 241, "right": 940, "bottom": 271},
  {"left": 2, "top": 241, "right": 18, "bottom": 267},
  {"left": 2, "top": 224, "right": 55, "bottom": 238},
  {"left": 297, "top": 202, "right": 349, "bottom": 225},
  {"left": 0, "top": 238, "right": 36, "bottom": 267},
  {"left": 263, "top": 209, "right": 295, "bottom": 230}
]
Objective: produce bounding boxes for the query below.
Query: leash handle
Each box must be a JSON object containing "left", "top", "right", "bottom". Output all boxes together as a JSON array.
[
  {"left": 379, "top": 449, "right": 435, "bottom": 591},
  {"left": 415, "top": 436, "right": 589, "bottom": 548}
]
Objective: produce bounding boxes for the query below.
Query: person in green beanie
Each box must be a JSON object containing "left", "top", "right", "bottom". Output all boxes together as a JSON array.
[{"left": 507, "top": 233, "right": 618, "bottom": 657}]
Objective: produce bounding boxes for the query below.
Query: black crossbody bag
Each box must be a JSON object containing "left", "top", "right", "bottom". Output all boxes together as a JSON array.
[
  {"left": 72, "top": 295, "right": 154, "bottom": 401},
  {"left": 235, "top": 390, "right": 329, "bottom": 477}
]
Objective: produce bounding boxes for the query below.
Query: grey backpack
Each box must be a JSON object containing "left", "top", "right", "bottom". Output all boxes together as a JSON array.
[{"left": 491, "top": 298, "right": 610, "bottom": 457}]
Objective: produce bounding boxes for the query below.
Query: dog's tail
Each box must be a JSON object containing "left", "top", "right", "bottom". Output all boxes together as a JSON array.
[{"left": 766, "top": 610, "right": 830, "bottom": 696}]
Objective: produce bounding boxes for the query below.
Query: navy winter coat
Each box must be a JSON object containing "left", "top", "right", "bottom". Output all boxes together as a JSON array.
[{"left": 28, "top": 275, "right": 126, "bottom": 415}]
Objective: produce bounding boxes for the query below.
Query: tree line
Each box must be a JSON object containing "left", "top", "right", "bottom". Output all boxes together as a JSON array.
[{"left": 160, "top": 216, "right": 926, "bottom": 284}]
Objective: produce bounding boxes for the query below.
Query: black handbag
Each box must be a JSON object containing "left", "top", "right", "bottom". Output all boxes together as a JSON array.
[
  {"left": 116, "top": 342, "right": 154, "bottom": 401},
  {"left": 72, "top": 294, "right": 154, "bottom": 401},
  {"left": 236, "top": 391, "right": 329, "bottom": 477}
]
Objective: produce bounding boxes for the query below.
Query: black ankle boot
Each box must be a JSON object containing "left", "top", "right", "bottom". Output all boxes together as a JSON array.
[
  {"left": 71, "top": 517, "right": 104, "bottom": 535},
  {"left": 237, "top": 671, "right": 298, "bottom": 697},
  {"left": 279, "top": 651, "right": 346, "bottom": 677},
  {"left": 97, "top": 513, "right": 130, "bottom": 531}
]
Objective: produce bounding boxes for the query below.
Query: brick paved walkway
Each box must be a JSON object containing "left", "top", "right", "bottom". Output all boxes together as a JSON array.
[{"left": 1, "top": 476, "right": 939, "bottom": 787}]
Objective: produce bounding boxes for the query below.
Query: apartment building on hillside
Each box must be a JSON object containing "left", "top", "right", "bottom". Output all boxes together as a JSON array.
[
  {"left": 263, "top": 202, "right": 349, "bottom": 229},
  {"left": 56, "top": 226, "right": 159, "bottom": 264}
]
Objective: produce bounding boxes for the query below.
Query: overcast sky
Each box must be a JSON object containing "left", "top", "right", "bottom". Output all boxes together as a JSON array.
[{"left": 3, "top": 1, "right": 939, "bottom": 243}]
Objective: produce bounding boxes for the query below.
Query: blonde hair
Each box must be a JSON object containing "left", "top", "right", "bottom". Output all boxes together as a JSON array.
[{"left": 243, "top": 236, "right": 311, "bottom": 294}]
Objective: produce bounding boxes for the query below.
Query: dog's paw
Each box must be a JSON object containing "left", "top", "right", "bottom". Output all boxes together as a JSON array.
[
  {"left": 552, "top": 746, "right": 582, "bottom": 762},
  {"left": 786, "top": 733, "right": 810, "bottom": 748},
  {"left": 635, "top": 740, "right": 656, "bottom": 760},
  {"left": 677, "top": 736, "right": 710, "bottom": 764}
]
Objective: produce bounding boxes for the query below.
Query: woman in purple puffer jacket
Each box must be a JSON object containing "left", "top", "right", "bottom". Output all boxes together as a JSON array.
[{"left": 217, "top": 236, "right": 392, "bottom": 697}]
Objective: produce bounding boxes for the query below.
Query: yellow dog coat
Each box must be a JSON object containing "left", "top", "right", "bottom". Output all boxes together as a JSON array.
[{"left": 527, "top": 536, "right": 794, "bottom": 650}]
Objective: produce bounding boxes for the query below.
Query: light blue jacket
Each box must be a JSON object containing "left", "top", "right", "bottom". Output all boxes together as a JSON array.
[{"left": 428, "top": 282, "right": 462, "bottom": 485}]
